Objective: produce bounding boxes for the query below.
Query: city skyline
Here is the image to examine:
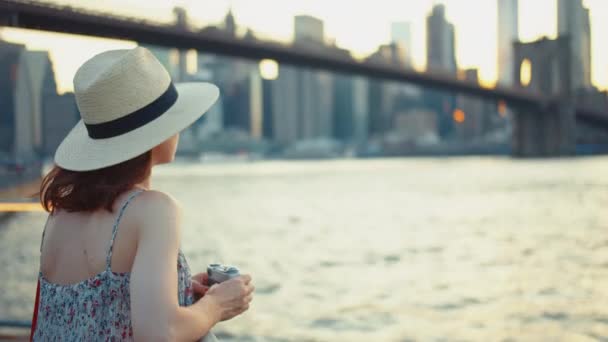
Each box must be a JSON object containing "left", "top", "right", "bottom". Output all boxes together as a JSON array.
[{"left": 0, "top": 0, "right": 607, "bottom": 93}]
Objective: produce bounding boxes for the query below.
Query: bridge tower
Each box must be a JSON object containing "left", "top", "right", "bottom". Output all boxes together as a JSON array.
[{"left": 512, "top": 36, "right": 576, "bottom": 157}]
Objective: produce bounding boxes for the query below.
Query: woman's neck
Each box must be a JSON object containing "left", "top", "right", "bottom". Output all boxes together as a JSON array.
[{"left": 135, "top": 175, "right": 152, "bottom": 190}]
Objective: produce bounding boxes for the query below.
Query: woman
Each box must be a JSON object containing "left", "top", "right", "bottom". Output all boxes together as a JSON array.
[{"left": 33, "top": 47, "right": 254, "bottom": 341}]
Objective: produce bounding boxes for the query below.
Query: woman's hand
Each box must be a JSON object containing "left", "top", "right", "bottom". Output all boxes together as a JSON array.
[
  {"left": 203, "top": 275, "right": 255, "bottom": 322},
  {"left": 191, "top": 273, "right": 210, "bottom": 300}
]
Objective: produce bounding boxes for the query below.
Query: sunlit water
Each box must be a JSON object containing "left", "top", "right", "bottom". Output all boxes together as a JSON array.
[{"left": 1, "top": 157, "right": 607, "bottom": 341}]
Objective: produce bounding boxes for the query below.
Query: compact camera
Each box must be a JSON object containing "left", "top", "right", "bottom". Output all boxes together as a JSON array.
[{"left": 207, "top": 263, "right": 240, "bottom": 285}]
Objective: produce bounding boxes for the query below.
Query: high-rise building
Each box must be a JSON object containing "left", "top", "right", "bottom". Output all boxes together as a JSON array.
[
  {"left": 366, "top": 43, "right": 407, "bottom": 68},
  {"left": 269, "top": 65, "right": 299, "bottom": 145},
  {"left": 196, "top": 50, "right": 252, "bottom": 137},
  {"left": 223, "top": 76, "right": 252, "bottom": 133},
  {"left": 455, "top": 69, "right": 486, "bottom": 140},
  {"left": 266, "top": 65, "right": 335, "bottom": 145},
  {"left": 15, "top": 50, "right": 57, "bottom": 157},
  {"left": 367, "top": 80, "right": 401, "bottom": 137},
  {"left": 0, "top": 41, "right": 24, "bottom": 156},
  {"left": 190, "top": 55, "right": 224, "bottom": 139},
  {"left": 294, "top": 15, "right": 324, "bottom": 43},
  {"left": 224, "top": 7, "right": 236, "bottom": 37},
  {"left": 497, "top": 0, "right": 519, "bottom": 86},
  {"left": 581, "top": 6, "right": 591, "bottom": 87},
  {"left": 315, "top": 71, "right": 334, "bottom": 139},
  {"left": 391, "top": 22, "right": 412, "bottom": 66},
  {"left": 173, "top": 7, "right": 188, "bottom": 29},
  {"left": 333, "top": 75, "right": 369, "bottom": 144},
  {"left": 363, "top": 45, "right": 405, "bottom": 138},
  {"left": 291, "top": 15, "right": 335, "bottom": 141},
  {"left": 426, "top": 4, "right": 457, "bottom": 139},
  {"left": 297, "top": 69, "right": 333, "bottom": 140},
  {"left": 333, "top": 74, "right": 355, "bottom": 142},
  {"left": 352, "top": 77, "right": 369, "bottom": 144},
  {"left": 426, "top": 4, "right": 457, "bottom": 74},
  {"left": 558, "top": 0, "right": 592, "bottom": 89},
  {"left": 42, "top": 92, "right": 79, "bottom": 156}
]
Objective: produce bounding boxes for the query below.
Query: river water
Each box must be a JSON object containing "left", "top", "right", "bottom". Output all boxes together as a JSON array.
[{"left": 1, "top": 157, "right": 607, "bottom": 341}]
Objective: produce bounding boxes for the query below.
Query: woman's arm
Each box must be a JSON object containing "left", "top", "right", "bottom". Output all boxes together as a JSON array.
[{"left": 129, "top": 191, "right": 219, "bottom": 341}]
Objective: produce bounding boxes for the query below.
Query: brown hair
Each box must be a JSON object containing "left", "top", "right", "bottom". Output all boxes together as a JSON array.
[{"left": 40, "top": 151, "right": 152, "bottom": 213}]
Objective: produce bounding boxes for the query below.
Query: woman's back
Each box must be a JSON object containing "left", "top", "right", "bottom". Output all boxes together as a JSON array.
[
  {"left": 33, "top": 189, "right": 194, "bottom": 341},
  {"left": 40, "top": 190, "right": 142, "bottom": 283}
]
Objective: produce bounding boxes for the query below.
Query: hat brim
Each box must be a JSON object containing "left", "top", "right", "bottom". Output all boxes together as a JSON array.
[{"left": 55, "top": 82, "right": 219, "bottom": 171}]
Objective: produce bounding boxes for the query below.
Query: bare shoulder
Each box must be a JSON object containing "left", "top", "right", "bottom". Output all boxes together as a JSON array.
[
  {"left": 130, "top": 190, "right": 183, "bottom": 238},
  {"left": 129, "top": 190, "right": 181, "bottom": 215}
]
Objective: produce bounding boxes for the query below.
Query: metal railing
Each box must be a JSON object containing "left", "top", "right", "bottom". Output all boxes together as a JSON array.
[{"left": 0, "top": 320, "right": 30, "bottom": 329}]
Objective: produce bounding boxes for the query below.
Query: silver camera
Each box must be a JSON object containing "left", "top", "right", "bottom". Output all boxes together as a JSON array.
[{"left": 207, "top": 263, "right": 240, "bottom": 285}]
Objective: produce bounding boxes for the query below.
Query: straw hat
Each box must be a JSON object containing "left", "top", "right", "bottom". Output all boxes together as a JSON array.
[{"left": 54, "top": 47, "right": 219, "bottom": 171}]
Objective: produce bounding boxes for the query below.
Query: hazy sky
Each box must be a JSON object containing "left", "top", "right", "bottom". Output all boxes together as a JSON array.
[{"left": 1, "top": 0, "right": 606, "bottom": 93}]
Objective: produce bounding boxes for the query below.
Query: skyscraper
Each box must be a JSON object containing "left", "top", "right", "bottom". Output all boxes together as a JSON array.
[
  {"left": 558, "top": 0, "right": 592, "bottom": 89},
  {"left": 292, "top": 15, "right": 334, "bottom": 141},
  {"left": 224, "top": 7, "right": 236, "bottom": 37},
  {"left": 329, "top": 75, "right": 370, "bottom": 145},
  {"left": 367, "top": 79, "right": 400, "bottom": 137},
  {"left": 43, "top": 93, "right": 79, "bottom": 156},
  {"left": 581, "top": 7, "right": 591, "bottom": 88},
  {"left": 333, "top": 74, "right": 369, "bottom": 145},
  {"left": 351, "top": 77, "right": 369, "bottom": 144},
  {"left": 391, "top": 22, "right": 412, "bottom": 66},
  {"left": 455, "top": 69, "right": 485, "bottom": 140},
  {"left": 333, "top": 74, "right": 354, "bottom": 142},
  {"left": 367, "top": 43, "right": 407, "bottom": 68},
  {"left": 426, "top": 4, "right": 457, "bottom": 74},
  {"left": 426, "top": 4, "right": 457, "bottom": 139},
  {"left": 270, "top": 65, "right": 299, "bottom": 145},
  {"left": 0, "top": 41, "right": 24, "bottom": 156},
  {"left": 191, "top": 55, "right": 225, "bottom": 139},
  {"left": 497, "top": 0, "right": 519, "bottom": 86},
  {"left": 15, "top": 50, "right": 57, "bottom": 157},
  {"left": 294, "top": 15, "right": 324, "bottom": 43},
  {"left": 296, "top": 69, "right": 333, "bottom": 140}
]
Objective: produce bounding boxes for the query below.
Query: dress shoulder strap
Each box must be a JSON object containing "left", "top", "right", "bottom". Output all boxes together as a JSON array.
[
  {"left": 106, "top": 189, "right": 145, "bottom": 270},
  {"left": 39, "top": 214, "right": 51, "bottom": 253},
  {"left": 38, "top": 214, "right": 52, "bottom": 277}
]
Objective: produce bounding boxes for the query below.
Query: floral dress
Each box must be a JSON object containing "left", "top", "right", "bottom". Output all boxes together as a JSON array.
[{"left": 32, "top": 190, "right": 194, "bottom": 341}]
